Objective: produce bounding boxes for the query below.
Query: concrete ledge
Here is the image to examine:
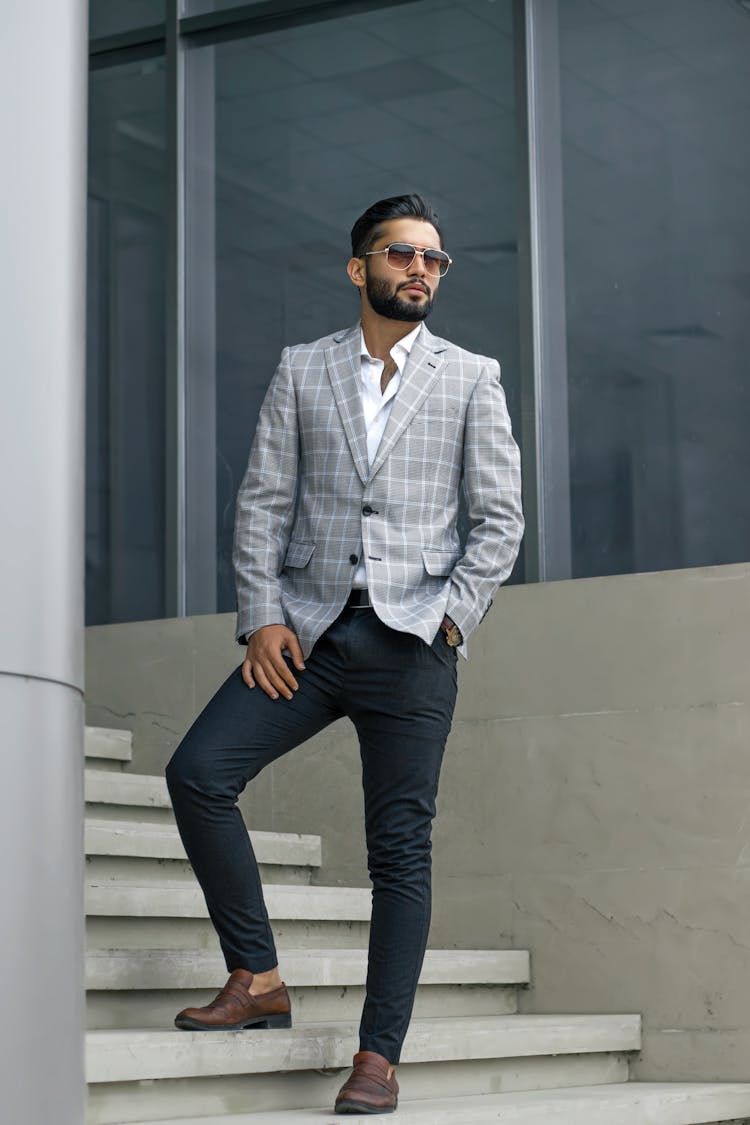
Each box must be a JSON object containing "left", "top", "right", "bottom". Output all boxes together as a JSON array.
[
  {"left": 86, "top": 880, "right": 372, "bottom": 921},
  {"left": 85, "top": 947, "right": 531, "bottom": 990},
  {"left": 108, "top": 1082, "right": 750, "bottom": 1124},
  {"left": 85, "top": 818, "right": 322, "bottom": 868},
  {"left": 86, "top": 1013, "right": 641, "bottom": 1083}
]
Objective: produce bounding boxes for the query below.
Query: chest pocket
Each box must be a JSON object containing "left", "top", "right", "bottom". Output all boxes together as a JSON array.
[{"left": 408, "top": 403, "right": 462, "bottom": 436}]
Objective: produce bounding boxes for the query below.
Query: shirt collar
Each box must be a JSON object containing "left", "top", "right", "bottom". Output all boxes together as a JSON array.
[{"left": 360, "top": 322, "right": 422, "bottom": 365}]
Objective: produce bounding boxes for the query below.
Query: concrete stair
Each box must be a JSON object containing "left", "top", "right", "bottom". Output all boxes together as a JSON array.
[
  {"left": 86, "top": 817, "right": 321, "bottom": 867},
  {"left": 86, "top": 947, "right": 528, "bottom": 1027},
  {"left": 86, "top": 947, "right": 530, "bottom": 990},
  {"left": 86, "top": 879, "right": 372, "bottom": 921},
  {"left": 108, "top": 1085, "right": 750, "bottom": 1124},
  {"left": 86, "top": 725, "right": 134, "bottom": 772},
  {"left": 84, "top": 726, "right": 750, "bottom": 1124},
  {"left": 87, "top": 1014, "right": 642, "bottom": 1081}
]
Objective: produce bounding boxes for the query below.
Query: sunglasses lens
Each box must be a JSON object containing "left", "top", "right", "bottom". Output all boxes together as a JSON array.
[
  {"left": 383, "top": 243, "right": 451, "bottom": 276},
  {"left": 386, "top": 243, "right": 416, "bottom": 270},
  {"left": 424, "top": 249, "right": 450, "bottom": 276}
]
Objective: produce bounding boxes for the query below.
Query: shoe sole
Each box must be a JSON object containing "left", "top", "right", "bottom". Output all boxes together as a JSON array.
[
  {"left": 174, "top": 1012, "right": 292, "bottom": 1031},
  {"left": 335, "top": 1100, "right": 397, "bottom": 1115}
]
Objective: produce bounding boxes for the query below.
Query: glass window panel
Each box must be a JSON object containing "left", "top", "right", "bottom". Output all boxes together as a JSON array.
[
  {"left": 185, "top": 0, "right": 268, "bottom": 13},
  {"left": 185, "top": 0, "right": 522, "bottom": 610},
  {"left": 89, "top": 1, "right": 165, "bottom": 38},
  {"left": 560, "top": 0, "right": 750, "bottom": 577},
  {"left": 86, "top": 59, "right": 167, "bottom": 624}
]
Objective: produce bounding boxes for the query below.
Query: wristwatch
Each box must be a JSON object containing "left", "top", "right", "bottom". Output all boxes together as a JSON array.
[{"left": 440, "top": 615, "right": 463, "bottom": 647}]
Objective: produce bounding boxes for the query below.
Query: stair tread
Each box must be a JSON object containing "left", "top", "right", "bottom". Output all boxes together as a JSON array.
[
  {"left": 86, "top": 946, "right": 531, "bottom": 988},
  {"left": 106, "top": 1082, "right": 750, "bottom": 1125},
  {"left": 86, "top": 879, "right": 372, "bottom": 920},
  {"left": 85, "top": 817, "right": 322, "bottom": 866},
  {"left": 86, "top": 1013, "right": 641, "bottom": 1083},
  {"left": 85, "top": 727, "right": 133, "bottom": 762},
  {"left": 86, "top": 768, "right": 172, "bottom": 807}
]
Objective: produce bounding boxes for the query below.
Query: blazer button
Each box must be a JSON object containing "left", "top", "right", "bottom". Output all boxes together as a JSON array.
[
  {"left": 362, "top": 504, "right": 374, "bottom": 516},
  {"left": 349, "top": 554, "right": 358, "bottom": 565}
]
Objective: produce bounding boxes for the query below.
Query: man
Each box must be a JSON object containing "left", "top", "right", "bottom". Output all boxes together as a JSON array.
[{"left": 166, "top": 194, "right": 524, "bottom": 1115}]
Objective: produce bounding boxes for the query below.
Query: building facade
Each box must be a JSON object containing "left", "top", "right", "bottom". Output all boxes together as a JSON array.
[{"left": 86, "top": 0, "right": 750, "bottom": 627}]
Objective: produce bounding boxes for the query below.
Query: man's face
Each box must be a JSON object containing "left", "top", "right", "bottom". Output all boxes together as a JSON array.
[{"left": 354, "top": 218, "right": 444, "bottom": 323}]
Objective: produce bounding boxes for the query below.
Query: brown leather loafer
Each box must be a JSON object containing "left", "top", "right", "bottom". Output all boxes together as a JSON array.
[
  {"left": 174, "top": 968, "right": 292, "bottom": 1031},
  {"left": 334, "top": 1050, "right": 398, "bottom": 1114}
]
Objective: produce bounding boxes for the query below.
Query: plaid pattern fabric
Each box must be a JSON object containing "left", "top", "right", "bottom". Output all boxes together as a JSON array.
[{"left": 233, "top": 322, "right": 524, "bottom": 658}]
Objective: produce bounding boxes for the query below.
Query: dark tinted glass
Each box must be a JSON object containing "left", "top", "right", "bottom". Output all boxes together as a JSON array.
[
  {"left": 86, "top": 59, "right": 167, "bottom": 624},
  {"left": 89, "top": 0, "right": 164, "bottom": 38},
  {"left": 192, "top": 0, "right": 521, "bottom": 609},
  {"left": 184, "top": 0, "right": 266, "bottom": 11},
  {"left": 561, "top": 0, "right": 750, "bottom": 577}
]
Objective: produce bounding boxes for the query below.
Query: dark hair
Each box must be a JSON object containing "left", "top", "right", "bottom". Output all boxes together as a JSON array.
[{"left": 350, "top": 193, "right": 443, "bottom": 258}]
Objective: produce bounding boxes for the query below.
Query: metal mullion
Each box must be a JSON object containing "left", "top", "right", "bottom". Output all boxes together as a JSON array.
[
  {"left": 165, "top": 0, "right": 187, "bottom": 616},
  {"left": 513, "top": 0, "right": 572, "bottom": 582},
  {"left": 184, "top": 42, "right": 218, "bottom": 615}
]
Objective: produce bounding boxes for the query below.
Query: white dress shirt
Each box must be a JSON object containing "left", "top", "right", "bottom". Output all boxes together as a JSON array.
[{"left": 352, "top": 322, "right": 423, "bottom": 588}]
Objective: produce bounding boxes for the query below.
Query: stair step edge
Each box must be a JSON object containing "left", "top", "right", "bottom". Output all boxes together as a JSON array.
[
  {"left": 85, "top": 769, "right": 171, "bottom": 807},
  {"left": 85, "top": 818, "right": 322, "bottom": 866},
  {"left": 86, "top": 880, "right": 372, "bottom": 921},
  {"left": 85, "top": 727, "right": 133, "bottom": 762},
  {"left": 85, "top": 947, "right": 531, "bottom": 988},
  {"left": 102, "top": 1082, "right": 750, "bottom": 1125},
  {"left": 86, "top": 1014, "right": 642, "bottom": 1083}
]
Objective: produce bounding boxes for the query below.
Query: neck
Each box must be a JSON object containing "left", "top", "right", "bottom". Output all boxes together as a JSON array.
[{"left": 360, "top": 307, "right": 420, "bottom": 362}]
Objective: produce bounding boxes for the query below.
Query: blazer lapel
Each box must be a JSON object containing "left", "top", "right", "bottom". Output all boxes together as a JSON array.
[
  {"left": 325, "top": 323, "right": 370, "bottom": 485},
  {"left": 368, "top": 325, "right": 447, "bottom": 480}
]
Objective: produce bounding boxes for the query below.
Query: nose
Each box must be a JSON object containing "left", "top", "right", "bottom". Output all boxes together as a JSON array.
[{"left": 406, "top": 250, "right": 427, "bottom": 278}]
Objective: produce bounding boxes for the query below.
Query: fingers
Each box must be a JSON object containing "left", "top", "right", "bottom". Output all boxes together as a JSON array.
[
  {"left": 287, "top": 634, "right": 306, "bottom": 671},
  {"left": 245, "top": 627, "right": 305, "bottom": 700},
  {"left": 253, "top": 655, "right": 297, "bottom": 700},
  {"left": 252, "top": 662, "right": 287, "bottom": 701}
]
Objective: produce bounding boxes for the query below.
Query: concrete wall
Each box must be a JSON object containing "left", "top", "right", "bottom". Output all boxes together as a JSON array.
[{"left": 85, "top": 561, "right": 750, "bottom": 1081}]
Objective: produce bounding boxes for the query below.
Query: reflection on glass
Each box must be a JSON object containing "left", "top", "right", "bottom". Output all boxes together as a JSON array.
[
  {"left": 86, "top": 59, "right": 166, "bottom": 624},
  {"left": 561, "top": 0, "right": 750, "bottom": 576},
  {"left": 89, "top": 0, "right": 165, "bottom": 38},
  {"left": 195, "top": 0, "right": 520, "bottom": 608},
  {"left": 184, "top": 0, "right": 267, "bottom": 13}
]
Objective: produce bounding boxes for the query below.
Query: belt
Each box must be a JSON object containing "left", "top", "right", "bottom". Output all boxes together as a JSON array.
[{"left": 346, "top": 587, "right": 372, "bottom": 609}]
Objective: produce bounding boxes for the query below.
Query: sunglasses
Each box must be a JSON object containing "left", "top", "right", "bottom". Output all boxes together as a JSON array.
[{"left": 364, "top": 242, "right": 453, "bottom": 278}]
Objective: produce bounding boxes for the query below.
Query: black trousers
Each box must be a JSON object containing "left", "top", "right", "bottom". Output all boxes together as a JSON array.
[{"left": 165, "top": 605, "right": 458, "bottom": 1063}]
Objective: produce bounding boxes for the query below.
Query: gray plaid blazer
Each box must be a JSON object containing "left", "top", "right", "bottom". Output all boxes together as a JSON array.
[{"left": 233, "top": 321, "right": 523, "bottom": 658}]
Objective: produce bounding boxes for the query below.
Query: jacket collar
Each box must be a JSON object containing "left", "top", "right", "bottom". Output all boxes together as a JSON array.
[{"left": 325, "top": 322, "right": 447, "bottom": 484}]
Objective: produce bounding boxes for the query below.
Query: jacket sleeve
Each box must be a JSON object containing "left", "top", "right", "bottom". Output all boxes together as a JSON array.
[
  {"left": 445, "top": 360, "right": 524, "bottom": 641},
  {"left": 232, "top": 347, "right": 299, "bottom": 644}
]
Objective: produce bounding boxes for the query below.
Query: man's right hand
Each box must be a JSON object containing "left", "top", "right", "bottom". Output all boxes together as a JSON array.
[{"left": 241, "top": 625, "right": 306, "bottom": 700}]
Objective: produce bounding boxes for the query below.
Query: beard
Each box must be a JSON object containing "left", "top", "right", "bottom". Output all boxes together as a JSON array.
[{"left": 365, "top": 275, "right": 434, "bottom": 322}]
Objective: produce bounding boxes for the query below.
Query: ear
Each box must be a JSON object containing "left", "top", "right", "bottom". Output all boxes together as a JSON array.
[{"left": 347, "top": 256, "right": 366, "bottom": 291}]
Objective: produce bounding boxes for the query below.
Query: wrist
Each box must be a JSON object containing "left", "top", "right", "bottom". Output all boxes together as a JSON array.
[{"left": 440, "top": 615, "right": 463, "bottom": 647}]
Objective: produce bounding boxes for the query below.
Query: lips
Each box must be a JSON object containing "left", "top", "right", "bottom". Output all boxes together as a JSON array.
[{"left": 401, "top": 284, "right": 429, "bottom": 297}]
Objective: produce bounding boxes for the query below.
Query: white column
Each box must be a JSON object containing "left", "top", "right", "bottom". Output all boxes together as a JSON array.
[{"left": 0, "top": 2, "right": 87, "bottom": 1123}]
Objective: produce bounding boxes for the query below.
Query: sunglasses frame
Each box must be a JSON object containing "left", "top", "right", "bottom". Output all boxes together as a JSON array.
[{"left": 363, "top": 242, "right": 453, "bottom": 278}]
